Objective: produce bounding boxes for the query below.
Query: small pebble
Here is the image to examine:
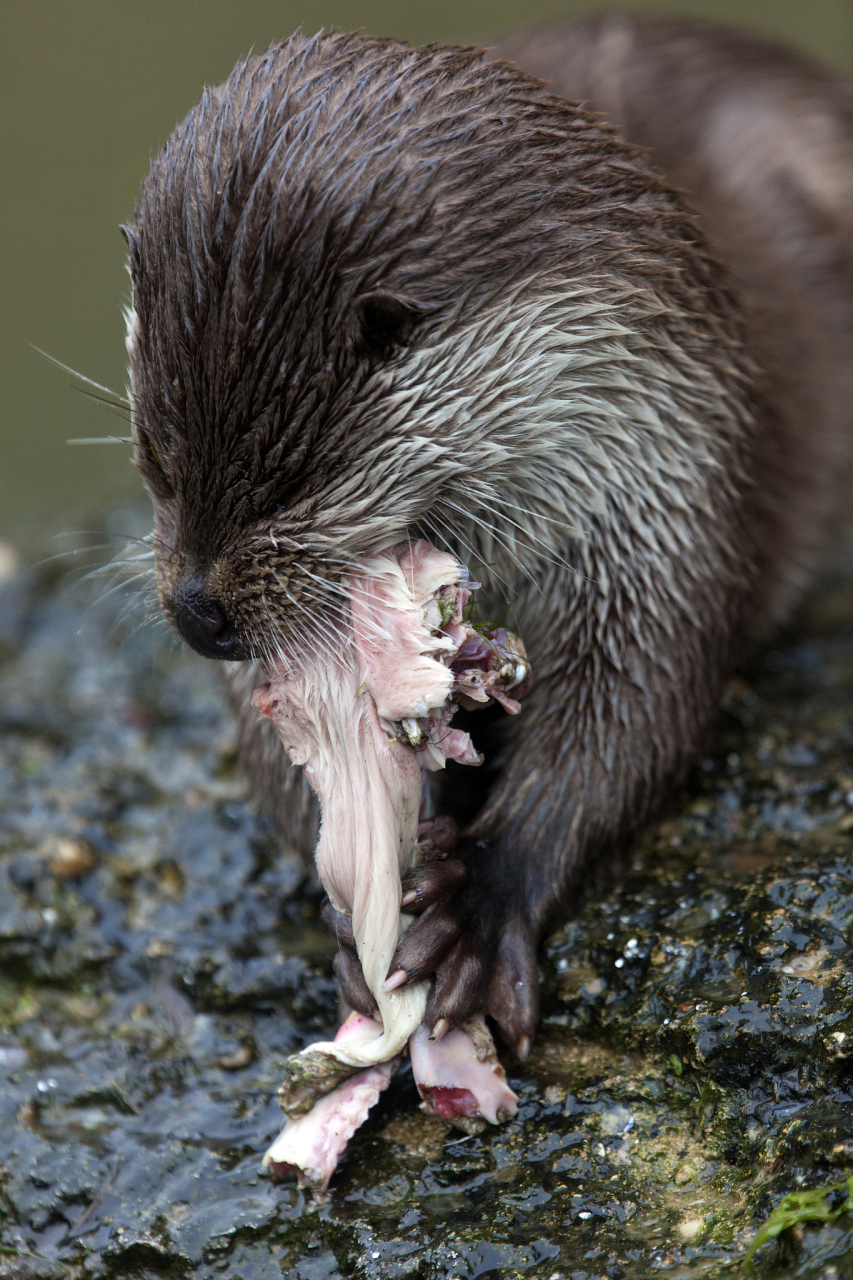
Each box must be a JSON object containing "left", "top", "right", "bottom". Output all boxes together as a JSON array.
[
  {"left": 217, "top": 1043, "right": 255, "bottom": 1070},
  {"left": 46, "top": 837, "right": 96, "bottom": 878}
]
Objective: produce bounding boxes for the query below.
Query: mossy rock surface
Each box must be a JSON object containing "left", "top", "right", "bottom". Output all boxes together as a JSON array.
[{"left": 4, "top": 564, "right": 853, "bottom": 1278}]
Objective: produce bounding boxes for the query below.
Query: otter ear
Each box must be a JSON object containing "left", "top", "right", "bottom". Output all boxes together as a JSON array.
[
  {"left": 120, "top": 224, "right": 141, "bottom": 276},
  {"left": 353, "top": 292, "right": 422, "bottom": 360}
]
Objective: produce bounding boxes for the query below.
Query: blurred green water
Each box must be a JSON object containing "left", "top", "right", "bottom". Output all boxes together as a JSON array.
[{"left": 1, "top": 0, "right": 851, "bottom": 553}]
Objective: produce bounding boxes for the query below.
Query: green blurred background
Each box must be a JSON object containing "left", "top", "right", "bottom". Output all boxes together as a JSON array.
[{"left": 2, "top": 0, "right": 852, "bottom": 554}]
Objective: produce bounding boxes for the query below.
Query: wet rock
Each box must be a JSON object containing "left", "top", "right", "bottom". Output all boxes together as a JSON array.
[{"left": 4, "top": 560, "right": 853, "bottom": 1276}]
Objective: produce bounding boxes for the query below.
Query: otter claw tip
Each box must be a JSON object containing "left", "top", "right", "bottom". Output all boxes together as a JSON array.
[
  {"left": 383, "top": 968, "right": 409, "bottom": 992},
  {"left": 429, "top": 1017, "right": 451, "bottom": 1042},
  {"left": 401, "top": 889, "right": 417, "bottom": 907},
  {"left": 516, "top": 1035, "right": 531, "bottom": 1060}
]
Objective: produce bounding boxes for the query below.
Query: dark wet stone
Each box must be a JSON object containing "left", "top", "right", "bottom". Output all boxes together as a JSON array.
[{"left": 6, "top": 562, "right": 853, "bottom": 1277}]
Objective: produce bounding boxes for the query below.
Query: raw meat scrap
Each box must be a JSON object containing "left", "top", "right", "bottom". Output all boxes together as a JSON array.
[
  {"left": 409, "top": 1015, "right": 519, "bottom": 1135},
  {"left": 253, "top": 540, "right": 527, "bottom": 1193},
  {"left": 264, "top": 1014, "right": 399, "bottom": 1196}
]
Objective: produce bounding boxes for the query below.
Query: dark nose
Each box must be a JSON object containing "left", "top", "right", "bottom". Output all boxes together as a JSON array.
[{"left": 172, "top": 581, "right": 241, "bottom": 660}]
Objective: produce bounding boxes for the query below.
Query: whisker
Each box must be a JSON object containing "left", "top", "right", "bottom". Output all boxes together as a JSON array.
[
  {"left": 68, "top": 389, "right": 133, "bottom": 426},
  {"left": 452, "top": 499, "right": 570, "bottom": 573},
  {"left": 420, "top": 510, "right": 514, "bottom": 596},
  {"left": 90, "top": 571, "right": 155, "bottom": 606},
  {"left": 493, "top": 495, "right": 582, "bottom": 536},
  {"left": 267, "top": 575, "right": 353, "bottom": 677},
  {"left": 442, "top": 498, "right": 557, "bottom": 590},
  {"left": 484, "top": 506, "right": 574, "bottom": 567},
  {"left": 484, "top": 502, "right": 595, "bottom": 587},
  {"left": 67, "top": 434, "right": 133, "bottom": 444},
  {"left": 70, "top": 385, "right": 133, "bottom": 412},
  {"left": 31, "top": 345, "right": 131, "bottom": 407}
]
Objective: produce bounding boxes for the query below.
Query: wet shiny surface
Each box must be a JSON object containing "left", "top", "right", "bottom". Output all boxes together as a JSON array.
[
  {"left": 6, "top": 556, "right": 853, "bottom": 1274},
  {"left": 2, "top": 0, "right": 853, "bottom": 548}
]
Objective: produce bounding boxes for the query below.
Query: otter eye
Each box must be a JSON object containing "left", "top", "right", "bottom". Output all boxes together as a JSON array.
[{"left": 355, "top": 292, "right": 419, "bottom": 361}]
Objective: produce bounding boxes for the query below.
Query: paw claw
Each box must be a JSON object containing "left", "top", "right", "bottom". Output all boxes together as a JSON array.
[
  {"left": 383, "top": 967, "right": 409, "bottom": 992},
  {"left": 399, "top": 858, "right": 467, "bottom": 914}
]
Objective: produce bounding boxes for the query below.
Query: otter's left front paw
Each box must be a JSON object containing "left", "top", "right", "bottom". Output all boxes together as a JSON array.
[
  {"left": 426, "top": 913, "right": 539, "bottom": 1056},
  {"left": 389, "top": 850, "right": 540, "bottom": 1054}
]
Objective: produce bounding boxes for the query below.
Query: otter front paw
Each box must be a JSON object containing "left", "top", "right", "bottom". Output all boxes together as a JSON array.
[
  {"left": 320, "top": 901, "right": 377, "bottom": 1018},
  {"left": 389, "top": 847, "right": 540, "bottom": 1055},
  {"left": 320, "top": 858, "right": 467, "bottom": 1018}
]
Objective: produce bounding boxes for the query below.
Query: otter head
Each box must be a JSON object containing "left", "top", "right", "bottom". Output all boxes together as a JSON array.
[{"left": 124, "top": 31, "right": 707, "bottom": 665}]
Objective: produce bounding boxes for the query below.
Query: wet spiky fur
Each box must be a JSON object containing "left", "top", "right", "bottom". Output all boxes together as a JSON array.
[{"left": 125, "top": 23, "right": 853, "bottom": 1044}]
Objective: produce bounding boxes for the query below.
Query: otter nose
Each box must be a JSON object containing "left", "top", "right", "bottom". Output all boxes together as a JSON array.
[{"left": 172, "top": 582, "right": 239, "bottom": 659}]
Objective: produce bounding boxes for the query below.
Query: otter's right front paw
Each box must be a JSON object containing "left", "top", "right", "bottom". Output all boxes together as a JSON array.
[{"left": 320, "top": 901, "right": 377, "bottom": 1018}]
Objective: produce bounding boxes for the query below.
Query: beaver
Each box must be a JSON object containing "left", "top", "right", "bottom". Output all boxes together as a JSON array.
[{"left": 123, "top": 16, "right": 853, "bottom": 1055}]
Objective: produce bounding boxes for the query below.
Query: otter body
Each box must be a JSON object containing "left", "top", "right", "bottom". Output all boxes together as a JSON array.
[{"left": 125, "top": 18, "right": 853, "bottom": 1050}]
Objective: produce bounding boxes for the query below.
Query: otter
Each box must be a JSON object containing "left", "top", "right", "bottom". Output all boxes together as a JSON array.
[{"left": 124, "top": 17, "right": 853, "bottom": 1056}]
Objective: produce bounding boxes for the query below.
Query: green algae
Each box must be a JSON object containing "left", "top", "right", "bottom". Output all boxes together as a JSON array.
[
  {"left": 277, "top": 1048, "right": 365, "bottom": 1117},
  {"left": 744, "top": 1176, "right": 853, "bottom": 1272}
]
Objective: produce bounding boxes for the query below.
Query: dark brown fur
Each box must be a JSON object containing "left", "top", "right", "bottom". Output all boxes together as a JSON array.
[
  {"left": 498, "top": 14, "right": 853, "bottom": 624},
  {"left": 125, "top": 20, "right": 853, "bottom": 1049}
]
